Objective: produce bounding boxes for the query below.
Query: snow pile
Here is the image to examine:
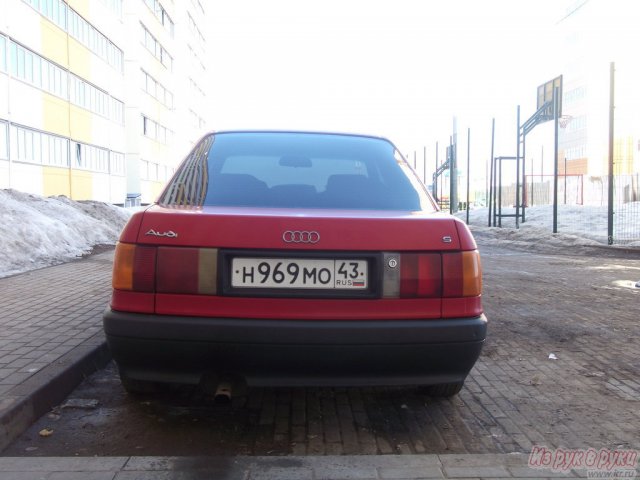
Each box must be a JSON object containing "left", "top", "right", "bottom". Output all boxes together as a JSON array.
[{"left": 0, "top": 189, "right": 131, "bottom": 278}]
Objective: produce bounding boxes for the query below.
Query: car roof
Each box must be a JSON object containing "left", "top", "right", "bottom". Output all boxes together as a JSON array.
[{"left": 209, "top": 130, "right": 394, "bottom": 144}]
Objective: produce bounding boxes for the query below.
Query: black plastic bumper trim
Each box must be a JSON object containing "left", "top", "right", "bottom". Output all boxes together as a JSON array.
[{"left": 103, "top": 309, "right": 487, "bottom": 345}]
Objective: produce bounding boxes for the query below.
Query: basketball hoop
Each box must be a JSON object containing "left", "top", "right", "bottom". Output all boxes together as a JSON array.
[{"left": 558, "top": 115, "right": 573, "bottom": 129}]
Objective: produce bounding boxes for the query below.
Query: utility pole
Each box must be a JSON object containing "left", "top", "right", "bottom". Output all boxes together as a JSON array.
[
  {"left": 434, "top": 141, "right": 439, "bottom": 204},
  {"left": 530, "top": 157, "right": 534, "bottom": 206},
  {"left": 423, "top": 146, "right": 426, "bottom": 185},
  {"left": 553, "top": 86, "right": 560, "bottom": 234},
  {"left": 608, "top": 62, "right": 615, "bottom": 245},
  {"left": 488, "top": 118, "right": 495, "bottom": 227},
  {"left": 516, "top": 105, "right": 521, "bottom": 229},
  {"left": 466, "top": 127, "right": 470, "bottom": 225}
]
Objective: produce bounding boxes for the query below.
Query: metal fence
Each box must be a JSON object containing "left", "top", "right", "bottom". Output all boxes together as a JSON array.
[
  {"left": 611, "top": 174, "right": 640, "bottom": 245},
  {"left": 489, "top": 173, "right": 639, "bottom": 246}
]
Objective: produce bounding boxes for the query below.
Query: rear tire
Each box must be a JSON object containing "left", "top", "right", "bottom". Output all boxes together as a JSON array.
[{"left": 418, "top": 381, "right": 464, "bottom": 397}]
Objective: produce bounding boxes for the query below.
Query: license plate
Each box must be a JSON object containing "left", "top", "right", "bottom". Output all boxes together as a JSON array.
[{"left": 231, "top": 258, "right": 368, "bottom": 290}]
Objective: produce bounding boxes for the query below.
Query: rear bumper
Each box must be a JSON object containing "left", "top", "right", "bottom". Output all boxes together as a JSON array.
[{"left": 103, "top": 309, "right": 487, "bottom": 387}]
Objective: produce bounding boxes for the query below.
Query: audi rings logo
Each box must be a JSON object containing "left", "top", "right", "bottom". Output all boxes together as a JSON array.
[{"left": 282, "top": 230, "right": 320, "bottom": 244}]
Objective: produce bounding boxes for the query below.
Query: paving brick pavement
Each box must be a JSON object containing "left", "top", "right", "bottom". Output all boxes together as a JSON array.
[
  {"left": 1, "top": 240, "right": 640, "bottom": 478},
  {"left": 0, "top": 453, "right": 618, "bottom": 479},
  {"left": 0, "top": 252, "right": 114, "bottom": 450}
]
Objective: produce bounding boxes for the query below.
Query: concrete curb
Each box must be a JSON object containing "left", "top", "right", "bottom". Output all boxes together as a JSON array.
[
  {"left": 0, "top": 332, "right": 111, "bottom": 451},
  {"left": 0, "top": 453, "right": 598, "bottom": 478}
]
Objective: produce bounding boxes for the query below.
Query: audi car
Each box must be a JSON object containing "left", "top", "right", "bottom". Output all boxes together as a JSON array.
[{"left": 103, "top": 131, "right": 486, "bottom": 397}]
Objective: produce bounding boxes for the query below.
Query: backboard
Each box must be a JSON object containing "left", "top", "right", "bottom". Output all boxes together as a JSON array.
[{"left": 536, "top": 75, "right": 563, "bottom": 122}]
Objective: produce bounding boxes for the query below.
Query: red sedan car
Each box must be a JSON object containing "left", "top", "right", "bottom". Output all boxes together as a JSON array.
[{"left": 103, "top": 131, "right": 486, "bottom": 397}]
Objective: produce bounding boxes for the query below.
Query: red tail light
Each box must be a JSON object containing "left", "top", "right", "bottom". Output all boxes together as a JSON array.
[
  {"left": 156, "top": 247, "right": 199, "bottom": 293},
  {"left": 156, "top": 247, "right": 218, "bottom": 295},
  {"left": 113, "top": 244, "right": 218, "bottom": 295},
  {"left": 383, "top": 250, "right": 482, "bottom": 300},
  {"left": 399, "top": 253, "right": 442, "bottom": 298}
]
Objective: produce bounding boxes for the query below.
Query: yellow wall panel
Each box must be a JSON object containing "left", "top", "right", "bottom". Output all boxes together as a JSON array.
[
  {"left": 68, "top": 0, "right": 90, "bottom": 21},
  {"left": 70, "top": 169, "right": 93, "bottom": 200},
  {"left": 69, "top": 106, "right": 93, "bottom": 144},
  {"left": 42, "top": 94, "right": 70, "bottom": 136},
  {"left": 68, "top": 40, "right": 92, "bottom": 81},
  {"left": 150, "top": 181, "right": 165, "bottom": 200},
  {"left": 40, "top": 19, "right": 69, "bottom": 68},
  {"left": 152, "top": 141, "right": 168, "bottom": 159},
  {"left": 43, "top": 166, "right": 72, "bottom": 197}
]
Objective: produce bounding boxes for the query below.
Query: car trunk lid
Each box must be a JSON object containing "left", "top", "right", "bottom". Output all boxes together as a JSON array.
[{"left": 136, "top": 205, "right": 465, "bottom": 251}]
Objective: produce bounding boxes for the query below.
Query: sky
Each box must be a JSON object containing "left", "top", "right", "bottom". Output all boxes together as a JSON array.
[{"left": 206, "top": 0, "right": 571, "bottom": 183}]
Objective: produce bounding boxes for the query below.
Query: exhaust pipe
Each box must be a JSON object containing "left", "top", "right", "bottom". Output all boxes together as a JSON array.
[{"left": 214, "top": 381, "right": 232, "bottom": 404}]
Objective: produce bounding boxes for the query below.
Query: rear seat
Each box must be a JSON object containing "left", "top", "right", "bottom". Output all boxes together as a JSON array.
[
  {"left": 268, "top": 184, "right": 318, "bottom": 208},
  {"left": 321, "top": 174, "right": 381, "bottom": 209},
  {"left": 206, "top": 174, "right": 269, "bottom": 206}
]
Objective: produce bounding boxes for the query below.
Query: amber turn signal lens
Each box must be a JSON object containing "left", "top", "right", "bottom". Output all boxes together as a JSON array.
[
  {"left": 442, "top": 250, "right": 482, "bottom": 298},
  {"left": 112, "top": 242, "right": 135, "bottom": 290},
  {"left": 461, "top": 250, "right": 482, "bottom": 297}
]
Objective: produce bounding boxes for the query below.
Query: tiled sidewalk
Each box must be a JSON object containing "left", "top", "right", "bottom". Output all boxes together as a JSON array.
[
  {"left": 0, "top": 453, "right": 604, "bottom": 479},
  {"left": 0, "top": 251, "right": 114, "bottom": 450},
  {"left": 1, "top": 247, "right": 638, "bottom": 478}
]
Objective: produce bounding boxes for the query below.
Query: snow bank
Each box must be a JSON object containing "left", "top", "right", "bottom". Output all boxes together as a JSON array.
[
  {"left": 456, "top": 204, "right": 640, "bottom": 252},
  {"left": 0, "top": 189, "right": 131, "bottom": 278}
]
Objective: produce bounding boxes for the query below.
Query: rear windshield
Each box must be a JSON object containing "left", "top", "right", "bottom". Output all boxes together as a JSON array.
[{"left": 159, "top": 132, "right": 436, "bottom": 211}]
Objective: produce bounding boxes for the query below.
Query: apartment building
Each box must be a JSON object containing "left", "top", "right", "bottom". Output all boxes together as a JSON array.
[
  {"left": 0, "top": 0, "right": 209, "bottom": 204},
  {"left": 558, "top": 0, "right": 639, "bottom": 177},
  {"left": 124, "top": 0, "right": 208, "bottom": 204}
]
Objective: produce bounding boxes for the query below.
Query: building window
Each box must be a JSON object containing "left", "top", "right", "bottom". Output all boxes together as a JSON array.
[
  {"left": 144, "top": 0, "right": 174, "bottom": 37},
  {"left": 0, "top": 35, "right": 7, "bottom": 72},
  {"left": 9, "top": 124, "right": 70, "bottom": 167},
  {"left": 187, "top": 13, "right": 205, "bottom": 46},
  {"left": 139, "top": 159, "right": 165, "bottom": 182},
  {"left": 23, "top": 0, "right": 67, "bottom": 30},
  {"left": 72, "top": 141, "right": 110, "bottom": 172},
  {"left": 69, "top": 74, "right": 124, "bottom": 123},
  {"left": 565, "top": 145, "right": 587, "bottom": 161},
  {"left": 0, "top": 121, "right": 8, "bottom": 160},
  {"left": 190, "top": 0, "right": 204, "bottom": 15},
  {"left": 6, "top": 123, "right": 123, "bottom": 173},
  {"left": 140, "top": 159, "right": 149, "bottom": 180},
  {"left": 187, "top": 44, "right": 206, "bottom": 73},
  {"left": 189, "top": 109, "right": 206, "bottom": 130},
  {"left": 142, "top": 115, "right": 172, "bottom": 145},
  {"left": 8, "top": 41, "right": 68, "bottom": 100},
  {"left": 141, "top": 24, "right": 172, "bottom": 70},
  {"left": 111, "top": 98, "right": 124, "bottom": 124},
  {"left": 110, "top": 151, "right": 125, "bottom": 176},
  {"left": 141, "top": 69, "right": 173, "bottom": 109},
  {"left": 67, "top": 7, "right": 123, "bottom": 72},
  {"left": 6, "top": 40, "right": 122, "bottom": 123}
]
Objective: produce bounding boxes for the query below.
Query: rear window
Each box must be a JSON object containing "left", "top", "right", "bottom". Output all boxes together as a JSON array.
[{"left": 159, "top": 132, "right": 436, "bottom": 211}]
